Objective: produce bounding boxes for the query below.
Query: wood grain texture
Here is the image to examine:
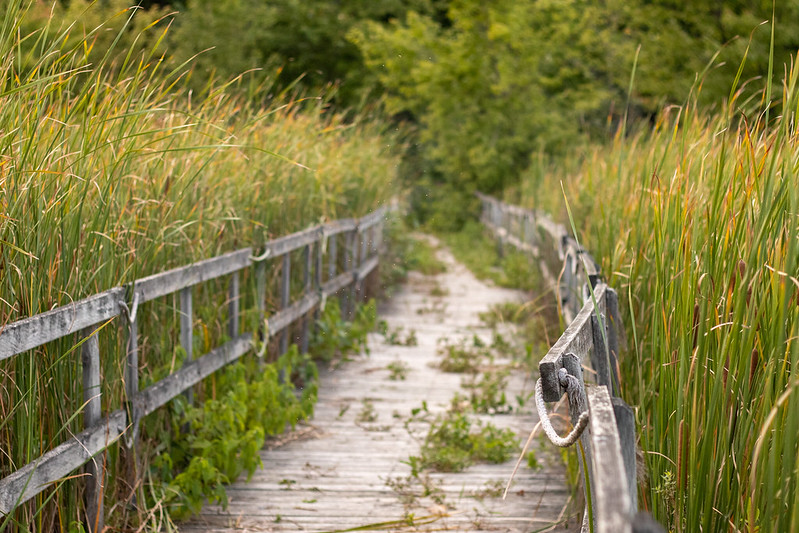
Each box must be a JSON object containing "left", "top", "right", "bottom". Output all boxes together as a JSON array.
[
  {"left": 538, "top": 284, "right": 607, "bottom": 402},
  {"left": 134, "top": 248, "right": 252, "bottom": 303},
  {"left": 139, "top": 334, "right": 252, "bottom": 417},
  {"left": 0, "top": 410, "right": 127, "bottom": 514},
  {"left": 586, "top": 385, "right": 632, "bottom": 533},
  {"left": 0, "top": 287, "right": 124, "bottom": 360}
]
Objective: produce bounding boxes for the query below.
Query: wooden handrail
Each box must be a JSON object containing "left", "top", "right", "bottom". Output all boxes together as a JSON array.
[
  {"left": 476, "top": 194, "right": 664, "bottom": 533},
  {"left": 0, "top": 205, "right": 390, "bottom": 527}
]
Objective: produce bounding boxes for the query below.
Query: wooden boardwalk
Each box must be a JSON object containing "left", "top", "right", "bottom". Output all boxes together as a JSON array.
[{"left": 181, "top": 238, "right": 576, "bottom": 532}]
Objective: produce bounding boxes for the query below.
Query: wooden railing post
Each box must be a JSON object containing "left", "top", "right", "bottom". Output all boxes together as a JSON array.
[
  {"left": 301, "top": 244, "right": 311, "bottom": 354},
  {"left": 122, "top": 291, "right": 140, "bottom": 501},
  {"left": 606, "top": 287, "right": 622, "bottom": 393},
  {"left": 591, "top": 309, "right": 612, "bottom": 392},
  {"left": 81, "top": 327, "right": 104, "bottom": 533},
  {"left": 344, "top": 230, "right": 356, "bottom": 319},
  {"left": 313, "top": 237, "right": 324, "bottom": 333},
  {"left": 612, "top": 397, "right": 638, "bottom": 512},
  {"left": 280, "top": 254, "right": 290, "bottom": 354},
  {"left": 328, "top": 233, "right": 338, "bottom": 281},
  {"left": 228, "top": 271, "right": 240, "bottom": 339},
  {"left": 180, "top": 287, "right": 193, "bottom": 406},
  {"left": 561, "top": 353, "right": 594, "bottom": 501},
  {"left": 255, "top": 261, "right": 267, "bottom": 358}
]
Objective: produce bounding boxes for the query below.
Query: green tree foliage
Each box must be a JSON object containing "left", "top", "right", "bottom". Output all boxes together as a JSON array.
[
  {"left": 168, "top": 0, "right": 449, "bottom": 105},
  {"left": 351, "top": 0, "right": 799, "bottom": 223},
  {"left": 14, "top": 0, "right": 170, "bottom": 74}
]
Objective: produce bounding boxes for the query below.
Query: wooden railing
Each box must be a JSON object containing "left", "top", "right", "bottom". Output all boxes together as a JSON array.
[
  {"left": 0, "top": 206, "right": 388, "bottom": 531},
  {"left": 477, "top": 194, "right": 664, "bottom": 533}
]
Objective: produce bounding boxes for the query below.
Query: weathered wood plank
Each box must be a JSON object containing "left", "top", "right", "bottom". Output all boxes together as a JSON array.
[
  {"left": 0, "top": 410, "right": 127, "bottom": 514},
  {"left": 228, "top": 271, "right": 240, "bottom": 339},
  {"left": 357, "top": 205, "right": 387, "bottom": 231},
  {"left": 355, "top": 255, "right": 379, "bottom": 282},
  {"left": 301, "top": 245, "right": 312, "bottom": 354},
  {"left": 322, "top": 271, "right": 355, "bottom": 297},
  {"left": 265, "top": 226, "right": 321, "bottom": 258},
  {"left": 133, "top": 249, "right": 251, "bottom": 303},
  {"left": 612, "top": 397, "right": 638, "bottom": 512},
  {"left": 587, "top": 385, "right": 632, "bottom": 533},
  {"left": 180, "top": 287, "right": 193, "bottom": 406},
  {"left": 280, "top": 253, "right": 291, "bottom": 354},
  {"left": 323, "top": 218, "right": 357, "bottom": 237},
  {"left": 81, "top": 328, "right": 104, "bottom": 533},
  {"left": 538, "top": 284, "right": 607, "bottom": 401},
  {"left": 0, "top": 287, "right": 124, "bottom": 361},
  {"left": 139, "top": 335, "right": 252, "bottom": 417},
  {"left": 269, "top": 293, "right": 321, "bottom": 337}
]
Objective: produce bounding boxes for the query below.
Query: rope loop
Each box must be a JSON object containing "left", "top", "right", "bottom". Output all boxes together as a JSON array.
[
  {"left": 535, "top": 370, "right": 589, "bottom": 447},
  {"left": 118, "top": 290, "right": 140, "bottom": 324},
  {"left": 250, "top": 247, "right": 272, "bottom": 262},
  {"left": 252, "top": 317, "right": 270, "bottom": 358}
]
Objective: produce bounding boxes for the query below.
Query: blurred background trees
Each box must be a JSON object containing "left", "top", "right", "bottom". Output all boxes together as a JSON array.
[{"left": 17, "top": 0, "right": 799, "bottom": 226}]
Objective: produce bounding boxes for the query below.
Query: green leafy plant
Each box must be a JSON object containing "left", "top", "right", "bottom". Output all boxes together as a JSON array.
[
  {"left": 435, "top": 337, "right": 489, "bottom": 373},
  {"left": 356, "top": 399, "right": 379, "bottom": 424},
  {"left": 463, "top": 369, "right": 511, "bottom": 414},
  {"left": 156, "top": 345, "right": 318, "bottom": 518},
  {"left": 311, "top": 299, "right": 377, "bottom": 361},
  {"left": 387, "top": 360, "right": 411, "bottom": 381},
  {"left": 383, "top": 326, "right": 419, "bottom": 347},
  {"left": 412, "top": 410, "right": 518, "bottom": 473}
]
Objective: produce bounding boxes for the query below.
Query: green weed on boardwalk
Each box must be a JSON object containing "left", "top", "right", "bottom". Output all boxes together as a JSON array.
[{"left": 521, "top": 57, "right": 799, "bottom": 531}]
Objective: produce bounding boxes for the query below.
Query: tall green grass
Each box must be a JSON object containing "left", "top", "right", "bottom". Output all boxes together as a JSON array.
[
  {"left": 519, "top": 54, "right": 799, "bottom": 531},
  {"left": 0, "top": 2, "right": 397, "bottom": 530}
]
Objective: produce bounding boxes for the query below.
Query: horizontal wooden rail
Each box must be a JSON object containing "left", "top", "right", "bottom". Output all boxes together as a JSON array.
[
  {"left": 587, "top": 385, "right": 632, "bottom": 533},
  {"left": 539, "top": 284, "right": 607, "bottom": 402},
  {"left": 476, "top": 193, "right": 664, "bottom": 533},
  {"left": 0, "top": 205, "right": 390, "bottom": 524},
  {"left": 0, "top": 288, "right": 125, "bottom": 361}
]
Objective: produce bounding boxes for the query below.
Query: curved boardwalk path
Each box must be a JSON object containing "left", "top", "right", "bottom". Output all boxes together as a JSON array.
[{"left": 182, "top": 237, "right": 575, "bottom": 532}]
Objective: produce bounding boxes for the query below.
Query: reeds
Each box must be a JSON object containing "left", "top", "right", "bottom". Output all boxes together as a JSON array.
[
  {"left": 521, "top": 54, "right": 799, "bottom": 532},
  {"left": 0, "top": 2, "right": 397, "bottom": 529}
]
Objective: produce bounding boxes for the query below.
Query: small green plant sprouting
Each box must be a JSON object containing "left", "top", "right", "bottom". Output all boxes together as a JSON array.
[
  {"left": 435, "top": 337, "right": 488, "bottom": 373},
  {"left": 279, "top": 479, "right": 297, "bottom": 490},
  {"left": 384, "top": 326, "right": 419, "bottom": 346},
  {"left": 526, "top": 450, "right": 541, "bottom": 470},
  {"left": 387, "top": 360, "right": 411, "bottom": 380},
  {"left": 462, "top": 369, "right": 512, "bottom": 414},
  {"left": 430, "top": 283, "right": 449, "bottom": 297},
  {"left": 356, "top": 399, "right": 379, "bottom": 424},
  {"left": 416, "top": 299, "right": 447, "bottom": 315},
  {"left": 472, "top": 479, "right": 505, "bottom": 500}
]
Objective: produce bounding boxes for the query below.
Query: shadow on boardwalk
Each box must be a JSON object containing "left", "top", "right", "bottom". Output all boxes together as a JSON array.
[{"left": 181, "top": 236, "right": 578, "bottom": 532}]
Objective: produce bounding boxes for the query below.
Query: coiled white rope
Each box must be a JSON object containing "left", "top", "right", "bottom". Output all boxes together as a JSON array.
[
  {"left": 535, "top": 368, "right": 589, "bottom": 447},
  {"left": 505, "top": 367, "right": 591, "bottom": 499}
]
